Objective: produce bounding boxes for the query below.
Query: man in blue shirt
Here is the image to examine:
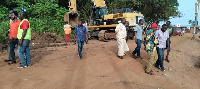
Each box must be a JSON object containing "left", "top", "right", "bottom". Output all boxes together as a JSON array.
[
  {"left": 74, "top": 21, "right": 88, "bottom": 59},
  {"left": 132, "top": 19, "right": 144, "bottom": 59}
]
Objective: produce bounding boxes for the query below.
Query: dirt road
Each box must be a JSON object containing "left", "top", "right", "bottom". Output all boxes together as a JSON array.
[{"left": 0, "top": 33, "right": 200, "bottom": 89}]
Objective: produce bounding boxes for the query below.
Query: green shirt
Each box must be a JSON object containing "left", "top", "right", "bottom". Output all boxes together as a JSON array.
[{"left": 167, "top": 26, "right": 173, "bottom": 40}]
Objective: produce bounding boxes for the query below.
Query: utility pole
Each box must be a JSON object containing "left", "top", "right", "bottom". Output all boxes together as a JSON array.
[{"left": 193, "top": 0, "right": 200, "bottom": 39}]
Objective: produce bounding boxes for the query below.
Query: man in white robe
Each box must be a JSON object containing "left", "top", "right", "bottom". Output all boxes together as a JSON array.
[{"left": 115, "top": 19, "right": 129, "bottom": 59}]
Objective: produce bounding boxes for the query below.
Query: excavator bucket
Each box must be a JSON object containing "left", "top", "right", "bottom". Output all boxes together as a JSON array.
[{"left": 64, "top": 12, "right": 79, "bottom": 28}]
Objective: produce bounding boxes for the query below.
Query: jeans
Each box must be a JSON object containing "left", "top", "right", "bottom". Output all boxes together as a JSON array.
[
  {"left": 155, "top": 47, "right": 165, "bottom": 70},
  {"left": 17, "top": 40, "right": 31, "bottom": 66},
  {"left": 132, "top": 39, "right": 142, "bottom": 56},
  {"left": 77, "top": 41, "right": 84, "bottom": 57},
  {"left": 9, "top": 39, "right": 19, "bottom": 62}
]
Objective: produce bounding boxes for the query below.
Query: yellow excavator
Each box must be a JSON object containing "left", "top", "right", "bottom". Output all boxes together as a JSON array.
[{"left": 64, "top": 0, "right": 144, "bottom": 41}]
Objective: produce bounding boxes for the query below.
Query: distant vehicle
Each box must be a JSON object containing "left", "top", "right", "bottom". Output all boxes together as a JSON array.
[{"left": 173, "top": 27, "right": 184, "bottom": 36}]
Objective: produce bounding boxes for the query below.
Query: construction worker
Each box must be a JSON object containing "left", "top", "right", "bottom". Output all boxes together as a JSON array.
[
  {"left": 74, "top": 21, "right": 88, "bottom": 59},
  {"left": 145, "top": 23, "right": 159, "bottom": 75},
  {"left": 165, "top": 21, "right": 174, "bottom": 63},
  {"left": 132, "top": 19, "right": 144, "bottom": 59},
  {"left": 6, "top": 11, "right": 21, "bottom": 65},
  {"left": 17, "top": 12, "right": 31, "bottom": 68},
  {"left": 115, "top": 19, "right": 129, "bottom": 59},
  {"left": 155, "top": 24, "right": 170, "bottom": 71},
  {"left": 64, "top": 21, "right": 71, "bottom": 44}
]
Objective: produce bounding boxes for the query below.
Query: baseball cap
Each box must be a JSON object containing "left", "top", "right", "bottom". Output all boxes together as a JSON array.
[{"left": 151, "top": 23, "right": 158, "bottom": 28}]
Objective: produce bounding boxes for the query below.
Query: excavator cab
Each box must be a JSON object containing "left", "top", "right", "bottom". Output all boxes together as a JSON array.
[{"left": 89, "top": 7, "right": 108, "bottom": 25}]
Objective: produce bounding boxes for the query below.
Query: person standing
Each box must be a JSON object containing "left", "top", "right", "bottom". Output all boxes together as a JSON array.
[
  {"left": 125, "top": 21, "right": 129, "bottom": 42},
  {"left": 165, "top": 21, "right": 173, "bottom": 63},
  {"left": 132, "top": 19, "right": 144, "bottom": 59},
  {"left": 64, "top": 21, "right": 71, "bottom": 44},
  {"left": 145, "top": 23, "right": 159, "bottom": 75},
  {"left": 4, "top": 9, "right": 14, "bottom": 62},
  {"left": 6, "top": 11, "right": 21, "bottom": 65},
  {"left": 155, "top": 24, "right": 170, "bottom": 71},
  {"left": 83, "top": 21, "right": 88, "bottom": 44},
  {"left": 115, "top": 19, "right": 129, "bottom": 59},
  {"left": 17, "top": 12, "right": 31, "bottom": 68},
  {"left": 74, "top": 21, "right": 88, "bottom": 59}
]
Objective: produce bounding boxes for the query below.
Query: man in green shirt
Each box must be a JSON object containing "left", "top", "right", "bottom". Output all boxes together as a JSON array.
[{"left": 166, "top": 21, "right": 174, "bottom": 63}]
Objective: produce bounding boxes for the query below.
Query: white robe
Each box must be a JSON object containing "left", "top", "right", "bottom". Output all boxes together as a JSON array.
[{"left": 115, "top": 23, "right": 129, "bottom": 56}]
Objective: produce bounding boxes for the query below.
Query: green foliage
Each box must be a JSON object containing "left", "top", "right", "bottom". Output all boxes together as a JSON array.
[
  {"left": 0, "top": 0, "right": 68, "bottom": 44},
  {"left": 106, "top": 0, "right": 180, "bottom": 22}
]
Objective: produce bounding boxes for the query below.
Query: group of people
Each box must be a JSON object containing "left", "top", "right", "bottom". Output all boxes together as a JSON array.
[
  {"left": 4, "top": 10, "right": 32, "bottom": 68},
  {"left": 4, "top": 9, "right": 173, "bottom": 72},
  {"left": 115, "top": 19, "right": 173, "bottom": 75}
]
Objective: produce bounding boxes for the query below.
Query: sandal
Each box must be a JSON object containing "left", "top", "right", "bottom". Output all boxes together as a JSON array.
[
  {"left": 165, "top": 59, "right": 170, "bottom": 63},
  {"left": 145, "top": 70, "right": 154, "bottom": 75},
  {"left": 117, "top": 56, "right": 123, "bottom": 59},
  {"left": 132, "top": 54, "right": 137, "bottom": 59},
  {"left": 8, "top": 61, "right": 16, "bottom": 65},
  {"left": 137, "top": 56, "right": 143, "bottom": 59}
]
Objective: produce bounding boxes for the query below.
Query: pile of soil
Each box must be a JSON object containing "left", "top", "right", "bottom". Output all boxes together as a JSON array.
[
  {"left": 31, "top": 31, "right": 65, "bottom": 49},
  {"left": 0, "top": 31, "right": 65, "bottom": 52}
]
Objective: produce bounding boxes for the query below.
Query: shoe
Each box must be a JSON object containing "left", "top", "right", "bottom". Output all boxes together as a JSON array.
[
  {"left": 8, "top": 61, "right": 16, "bottom": 65},
  {"left": 136, "top": 56, "right": 143, "bottom": 59},
  {"left": 132, "top": 54, "right": 137, "bottom": 59},
  {"left": 80, "top": 56, "right": 82, "bottom": 59},
  {"left": 161, "top": 68, "right": 165, "bottom": 71},
  {"left": 17, "top": 65, "right": 25, "bottom": 68},
  {"left": 155, "top": 65, "right": 160, "bottom": 70},
  {"left": 165, "top": 59, "right": 170, "bottom": 63},
  {"left": 117, "top": 55, "right": 123, "bottom": 59},
  {"left": 4, "top": 59, "right": 12, "bottom": 62}
]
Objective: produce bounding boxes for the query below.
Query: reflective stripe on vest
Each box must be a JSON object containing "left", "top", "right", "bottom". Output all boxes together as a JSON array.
[
  {"left": 64, "top": 24, "right": 71, "bottom": 34},
  {"left": 17, "top": 19, "right": 31, "bottom": 40},
  {"left": 64, "top": 24, "right": 71, "bottom": 30}
]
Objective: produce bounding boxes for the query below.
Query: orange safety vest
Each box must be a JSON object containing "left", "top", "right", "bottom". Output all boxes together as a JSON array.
[{"left": 64, "top": 24, "right": 71, "bottom": 34}]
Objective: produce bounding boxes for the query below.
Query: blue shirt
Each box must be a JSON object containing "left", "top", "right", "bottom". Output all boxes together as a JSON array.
[
  {"left": 74, "top": 26, "right": 87, "bottom": 41},
  {"left": 134, "top": 25, "right": 143, "bottom": 40}
]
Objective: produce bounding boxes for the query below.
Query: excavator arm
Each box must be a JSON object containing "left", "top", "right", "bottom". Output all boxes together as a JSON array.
[
  {"left": 64, "top": 0, "right": 78, "bottom": 28},
  {"left": 64, "top": 0, "right": 107, "bottom": 28}
]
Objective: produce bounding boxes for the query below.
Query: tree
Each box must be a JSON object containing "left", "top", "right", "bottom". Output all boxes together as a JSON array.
[{"left": 106, "top": 0, "right": 180, "bottom": 22}]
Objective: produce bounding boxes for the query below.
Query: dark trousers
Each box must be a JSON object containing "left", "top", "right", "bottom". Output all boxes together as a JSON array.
[
  {"left": 132, "top": 39, "right": 142, "bottom": 56},
  {"left": 9, "top": 39, "right": 19, "bottom": 62}
]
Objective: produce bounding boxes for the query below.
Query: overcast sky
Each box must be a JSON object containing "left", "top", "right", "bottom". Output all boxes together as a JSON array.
[{"left": 165, "top": 0, "right": 199, "bottom": 26}]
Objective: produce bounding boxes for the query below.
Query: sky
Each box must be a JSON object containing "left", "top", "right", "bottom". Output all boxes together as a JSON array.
[{"left": 161, "top": 0, "right": 199, "bottom": 26}]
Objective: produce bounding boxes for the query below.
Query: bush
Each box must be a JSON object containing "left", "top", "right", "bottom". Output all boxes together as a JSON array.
[{"left": 0, "top": 1, "right": 69, "bottom": 44}]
